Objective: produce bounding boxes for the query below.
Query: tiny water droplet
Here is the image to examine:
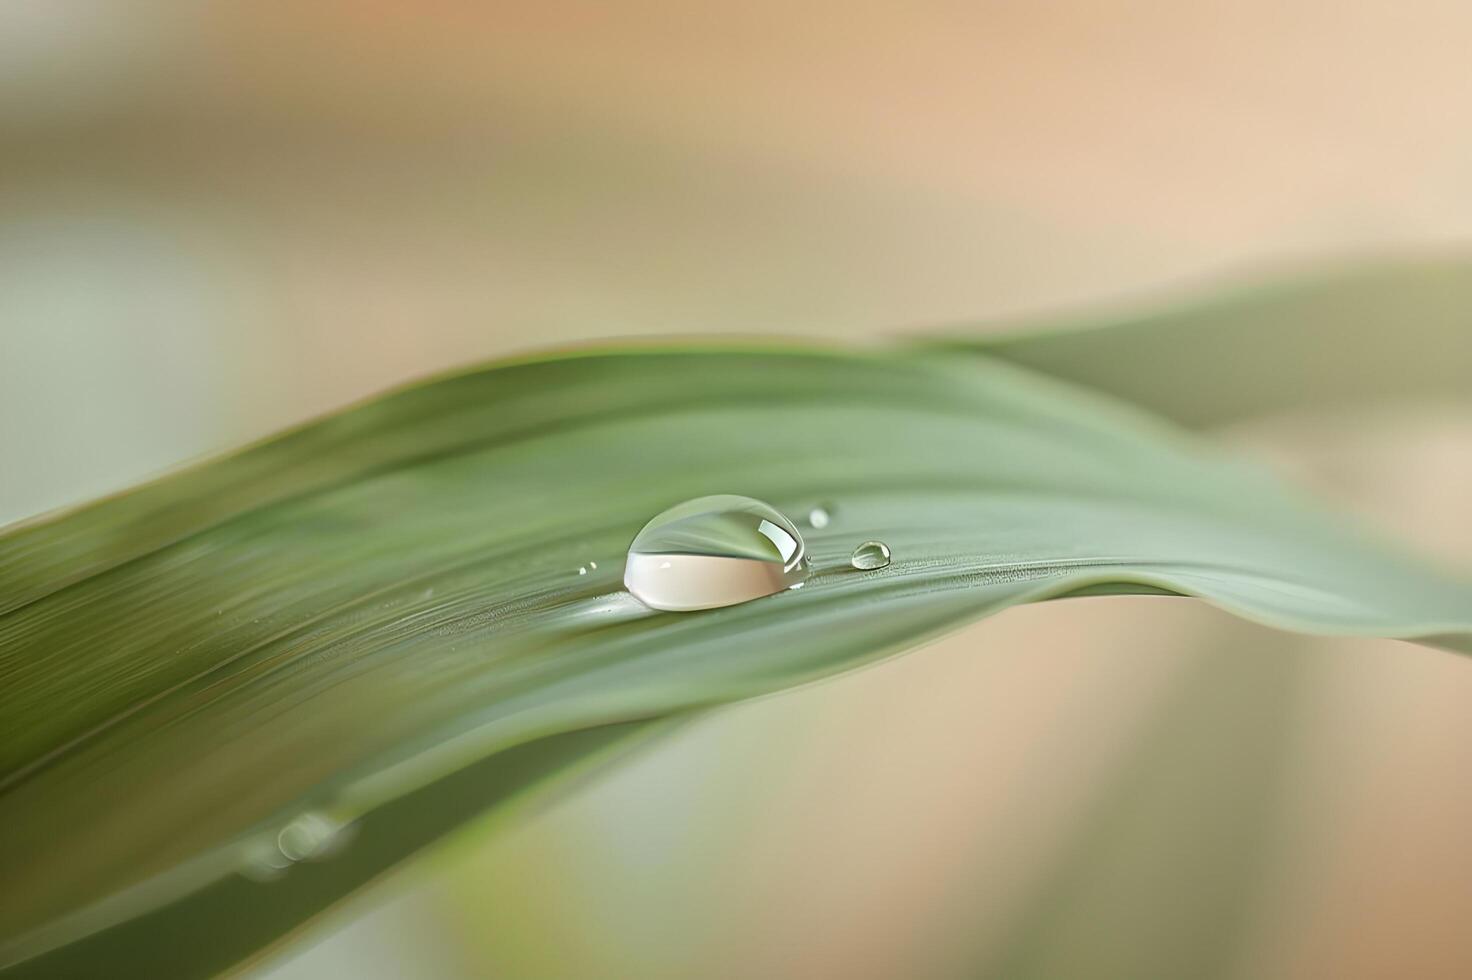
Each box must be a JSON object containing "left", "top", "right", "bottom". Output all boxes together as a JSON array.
[
  {"left": 850, "top": 540, "right": 891, "bottom": 570},
  {"left": 578, "top": 566, "right": 588, "bottom": 575},
  {"left": 624, "top": 495, "right": 809, "bottom": 611},
  {"left": 589, "top": 561, "right": 597, "bottom": 570},
  {"left": 807, "top": 504, "right": 833, "bottom": 529}
]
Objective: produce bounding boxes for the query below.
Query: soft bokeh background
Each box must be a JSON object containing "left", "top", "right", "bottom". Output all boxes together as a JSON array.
[{"left": 3, "top": 3, "right": 1470, "bottom": 978}]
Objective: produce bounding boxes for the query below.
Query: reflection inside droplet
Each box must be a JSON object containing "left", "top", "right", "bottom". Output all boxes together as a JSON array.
[
  {"left": 850, "top": 540, "right": 892, "bottom": 570},
  {"left": 624, "top": 495, "right": 809, "bottom": 611}
]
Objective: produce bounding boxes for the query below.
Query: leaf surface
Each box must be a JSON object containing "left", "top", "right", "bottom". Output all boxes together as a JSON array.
[
  {"left": 940, "top": 257, "right": 1472, "bottom": 426},
  {"left": 2, "top": 344, "right": 1467, "bottom": 971}
]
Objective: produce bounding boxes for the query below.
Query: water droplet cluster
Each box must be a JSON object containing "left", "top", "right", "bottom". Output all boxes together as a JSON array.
[{"left": 624, "top": 497, "right": 895, "bottom": 612}]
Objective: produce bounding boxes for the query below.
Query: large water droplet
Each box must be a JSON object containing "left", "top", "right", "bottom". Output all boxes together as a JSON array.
[
  {"left": 624, "top": 495, "right": 809, "bottom": 611},
  {"left": 850, "top": 540, "right": 892, "bottom": 570}
]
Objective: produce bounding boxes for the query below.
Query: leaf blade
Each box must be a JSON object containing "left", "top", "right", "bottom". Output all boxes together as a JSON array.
[
  {"left": 934, "top": 257, "right": 1472, "bottom": 426},
  {"left": 1, "top": 345, "right": 1467, "bottom": 969}
]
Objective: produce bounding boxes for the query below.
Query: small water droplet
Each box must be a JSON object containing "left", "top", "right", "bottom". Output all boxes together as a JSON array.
[
  {"left": 807, "top": 504, "right": 833, "bottom": 529},
  {"left": 578, "top": 566, "right": 588, "bottom": 575},
  {"left": 624, "top": 495, "right": 809, "bottom": 611},
  {"left": 589, "top": 561, "right": 597, "bottom": 570},
  {"left": 850, "top": 540, "right": 891, "bottom": 570}
]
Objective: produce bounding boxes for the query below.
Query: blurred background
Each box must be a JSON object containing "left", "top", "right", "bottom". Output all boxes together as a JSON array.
[{"left": 3, "top": 3, "right": 1470, "bottom": 978}]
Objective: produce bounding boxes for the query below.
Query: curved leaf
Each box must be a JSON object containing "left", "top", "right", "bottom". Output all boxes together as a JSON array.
[
  {"left": 1, "top": 345, "right": 1468, "bottom": 971},
  {"left": 5, "top": 720, "right": 679, "bottom": 978},
  {"left": 936, "top": 257, "right": 1472, "bottom": 427}
]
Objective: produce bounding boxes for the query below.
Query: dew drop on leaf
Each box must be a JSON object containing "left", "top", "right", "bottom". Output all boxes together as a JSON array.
[
  {"left": 850, "top": 540, "right": 892, "bottom": 570},
  {"left": 623, "top": 495, "right": 809, "bottom": 611},
  {"left": 276, "top": 811, "right": 354, "bottom": 862},
  {"left": 238, "top": 811, "right": 356, "bottom": 882}
]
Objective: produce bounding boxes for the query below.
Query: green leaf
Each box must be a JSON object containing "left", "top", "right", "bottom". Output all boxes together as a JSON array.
[
  {"left": 935, "top": 257, "right": 1472, "bottom": 427},
  {"left": 1, "top": 344, "right": 1468, "bottom": 972},
  {"left": 5, "top": 719, "right": 680, "bottom": 978}
]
